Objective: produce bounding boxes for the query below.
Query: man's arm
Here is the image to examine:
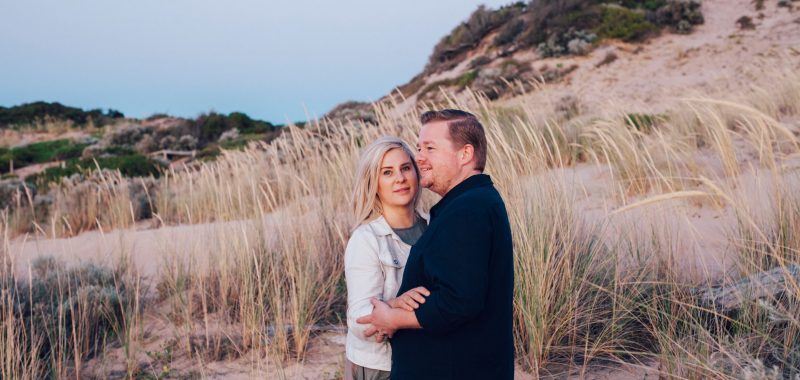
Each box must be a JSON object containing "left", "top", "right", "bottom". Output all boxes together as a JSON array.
[
  {"left": 357, "top": 298, "right": 421, "bottom": 339},
  {"left": 413, "top": 204, "right": 493, "bottom": 334}
]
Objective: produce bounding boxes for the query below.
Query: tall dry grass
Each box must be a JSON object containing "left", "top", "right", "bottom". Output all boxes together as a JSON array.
[
  {"left": 3, "top": 61, "right": 800, "bottom": 377},
  {"left": 0, "top": 211, "right": 143, "bottom": 379}
]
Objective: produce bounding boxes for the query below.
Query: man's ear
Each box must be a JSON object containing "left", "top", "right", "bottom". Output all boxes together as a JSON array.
[{"left": 460, "top": 145, "right": 474, "bottom": 164}]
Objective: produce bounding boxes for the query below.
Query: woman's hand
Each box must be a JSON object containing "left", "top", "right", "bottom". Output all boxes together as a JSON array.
[{"left": 385, "top": 286, "right": 430, "bottom": 311}]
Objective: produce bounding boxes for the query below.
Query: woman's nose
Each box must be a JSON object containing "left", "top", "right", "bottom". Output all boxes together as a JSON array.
[{"left": 395, "top": 171, "right": 407, "bottom": 182}]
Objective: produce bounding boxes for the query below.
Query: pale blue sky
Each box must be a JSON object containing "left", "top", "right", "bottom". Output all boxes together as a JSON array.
[{"left": 0, "top": 1, "right": 512, "bottom": 123}]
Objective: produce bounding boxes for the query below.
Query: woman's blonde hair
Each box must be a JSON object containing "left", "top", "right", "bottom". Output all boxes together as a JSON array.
[{"left": 351, "top": 136, "right": 421, "bottom": 228}]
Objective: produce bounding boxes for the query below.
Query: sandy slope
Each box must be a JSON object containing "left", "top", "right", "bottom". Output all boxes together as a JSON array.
[
  {"left": 512, "top": 0, "right": 800, "bottom": 114},
  {"left": 391, "top": 0, "right": 800, "bottom": 118}
]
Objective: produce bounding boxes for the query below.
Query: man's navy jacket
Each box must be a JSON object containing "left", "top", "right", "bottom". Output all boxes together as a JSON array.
[{"left": 390, "top": 174, "right": 514, "bottom": 379}]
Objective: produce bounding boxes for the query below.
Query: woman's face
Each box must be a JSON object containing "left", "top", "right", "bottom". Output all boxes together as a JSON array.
[{"left": 377, "top": 148, "right": 418, "bottom": 210}]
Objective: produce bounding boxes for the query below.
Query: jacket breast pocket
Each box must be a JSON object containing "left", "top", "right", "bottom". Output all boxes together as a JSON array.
[
  {"left": 377, "top": 236, "right": 404, "bottom": 268},
  {"left": 377, "top": 236, "right": 404, "bottom": 299}
]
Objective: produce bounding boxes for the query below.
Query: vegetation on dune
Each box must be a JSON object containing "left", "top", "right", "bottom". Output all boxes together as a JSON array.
[
  {"left": 26, "top": 153, "right": 164, "bottom": 187},
  {"left": 426, "top": 2, "right": 527, "bottom": 73},
  {"left": 0, "top": 250, "right": 140, "bottom": 379},
  {"left": 418, "top": 70, "right": 481, "bottom": 100},
  {"left": 0, "top": 139, "right": 88, "bottom": 174},
  {"left": 594, "top": 6, "right": 659, "bottom": 42},
  {"left": 393, "top": 0, "right": 705, "bottom": 103},
  {"left": 195, "top": 111, "right": 279, "bottom": 143},
  {"left": 0, "top": 101, "right": 124, "bottom": 129},
  {"left": 424, "top": 0, "right": 703, "bottom": 72},
  {"left": 0, "top": 108, "right": 284, "bottom": 198}
]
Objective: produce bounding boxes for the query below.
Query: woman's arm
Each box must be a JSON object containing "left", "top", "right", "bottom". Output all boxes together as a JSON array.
[{"left": 344, "top": 230, "right": 385, "bottom": 339}]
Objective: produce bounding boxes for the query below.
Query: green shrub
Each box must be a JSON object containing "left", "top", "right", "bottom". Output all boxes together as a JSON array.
[
  {"left": 419, "top": 70, "right": 480, "bottom": 100},
  {"left": 0, "top": 101, "right": 124, "bottom": 128},
  {"left": 653, "top": 0, "right": 704, "bottom": 33},
  {"left": 102, "top": 146, "right": 137, "bottom": 156},
  {"left": 196, "top": 144, "right": 221, "bottom": 161},
  {"left": 428, "top": 3, "right": 525, "bottom": 72},
  {"left": 0, "top": 139, "right": 88, "bottom": 174},
  {"left": 594, "top": 6, "right": 658, "bottom": 42},
  {"left": 537, "top": 28, "right": 597, "bottom": 57},
  {"left": 7, "top": 256, "right": 136, "bottom": 372},
  {"left": 220, "top": 133, "right": 265, "bottom": 151},
  {"left": 625, "top": 113, "right": 667, "bottom": 133},
  {"left": 53, "top": 141, "right": 87, "bottom": 160},
  {"left": 196, "top": 112, "right": 276, "bottom": 143},
  {"left": 619, "top": 0, "right": 667, "bottom": 11},
  {"left": 494, "top": 18, "right": 526, "bottom": 47},
  {"left": 456, "top": 70, "right": 479, "bottom": 88},
  {"left": 86, "top": 154, "right": 163, "bottom": 178},
  {"left": 27, "top": 154, "right": 164, "bottom": 187},
  {"left": 469, "top": 56, "right": 493, "bottom": 69}
]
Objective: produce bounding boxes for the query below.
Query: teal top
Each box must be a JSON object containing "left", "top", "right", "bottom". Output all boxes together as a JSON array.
[{"left": 391, "top": 214, "right": 428, "bottom": 246}]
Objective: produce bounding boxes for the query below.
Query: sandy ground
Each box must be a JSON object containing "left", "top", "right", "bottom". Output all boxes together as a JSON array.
[{"left": 11, "top": 157, "right": 797, "bottom": 378}]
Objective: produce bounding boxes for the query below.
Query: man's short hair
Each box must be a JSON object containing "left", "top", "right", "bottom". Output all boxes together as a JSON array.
[{"left": 420, "top": 109, "right": 487, "bottom": 171}]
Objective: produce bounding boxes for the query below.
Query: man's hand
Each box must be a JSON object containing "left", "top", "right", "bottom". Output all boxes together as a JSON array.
[
  {"left": 386, "top": 286, "right": 430, "bottom": 311},
  {"left": 357, "top": 298, "right": 398, "bottom": 342}
]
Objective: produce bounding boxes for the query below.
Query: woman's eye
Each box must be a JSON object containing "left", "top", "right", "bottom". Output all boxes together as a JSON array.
[
  {"left": 401, "top": 166, "right": 411, "bottom": 172},
  {"left": 383, "top": 170, "right": 392, "bottom": 176}
]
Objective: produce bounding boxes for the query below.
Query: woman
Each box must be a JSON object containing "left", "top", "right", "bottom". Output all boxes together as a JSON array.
[{"left": 345, "top": 136, "right": 430, "bottom": 380}]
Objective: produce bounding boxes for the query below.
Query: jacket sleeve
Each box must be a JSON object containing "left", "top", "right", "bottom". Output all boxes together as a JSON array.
[
  {"left": 344, "top": 229, "right": 386, "bottom": 339},
  {"left": 414, "top": 203, "right": 493, "bottom": 334}
]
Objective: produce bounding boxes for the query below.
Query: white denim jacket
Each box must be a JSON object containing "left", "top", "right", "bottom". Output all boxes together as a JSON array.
[{"left": 344, "top": 213, "right": 429, "bottom": 371}]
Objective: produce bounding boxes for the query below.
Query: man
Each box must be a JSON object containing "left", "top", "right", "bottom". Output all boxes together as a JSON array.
[{"left": 356, "top": 109, "right": 514, "bottom": 379}]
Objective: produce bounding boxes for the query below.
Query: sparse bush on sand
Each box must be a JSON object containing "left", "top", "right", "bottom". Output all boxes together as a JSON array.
[{"left": 0, "top": 240, "right": 141, "bottom": 379}]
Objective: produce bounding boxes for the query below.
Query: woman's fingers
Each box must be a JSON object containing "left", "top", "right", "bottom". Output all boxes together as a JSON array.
[
  {"left": 407, "top": 291, "right": 426, "bottom": 304},
  {"left": 401, "top": 296, "right": 419, "bottom": 310},
  {"left": 413, "top": 286, "right": 431, "bottom": 296}
]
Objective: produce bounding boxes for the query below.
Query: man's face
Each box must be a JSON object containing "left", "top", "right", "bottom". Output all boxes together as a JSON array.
[{"left": 416, "top": 121, "right": 461, "bottom": 197}]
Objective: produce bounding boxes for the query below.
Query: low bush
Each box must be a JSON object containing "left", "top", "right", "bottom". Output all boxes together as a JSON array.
[
  {"left": 619, "top": 0, "right": 667, "bottom": 11},
  {"left": 736, "top": 15, "right": 756, "bottom": 30},
  {"left": 1, "top": 256, "right": 138, "bottom": 378},
  {"left": 494, "top": 18, "right": 527, "bottom": 47},
  {"left": 537, "top": 28, "right": 597, "bottom": 57},
  {"left": 427, "top": 3, "right": 526, "bottom": 73},
  {"left": 0, "top": 139, "right": 88, "bottom": 174},
  {"left": 418, "top": 70, "right": 481, "bottom": 100},
  {"left": 0, "top": 101, "right": 124, "bottom": 128},
  {"left": 196, "top": 112, "right": 276, "bottom": 143},
  {"left": 27, "top": 154, "right": 164, "bottom": 187},
  {"left": 625, "top": 113, "right": 668, "bottom": 133},
  {"left": 653, "top": 0, "right": 704, "bottom": 34},
  {"left": 594, "top": 6, "right": 658, "bottom": 42}
]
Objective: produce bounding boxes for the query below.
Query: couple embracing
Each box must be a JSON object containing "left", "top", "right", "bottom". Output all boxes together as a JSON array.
[{"left": 344, "top": 109, "right": 514, "bottom": 380}]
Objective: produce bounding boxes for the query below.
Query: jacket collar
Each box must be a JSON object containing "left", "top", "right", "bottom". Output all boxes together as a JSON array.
[
  {"left": 430, "top": 174, "right": 493, "bottom": 220},
  {"left": 368, "top": 211, "right": 430, "bottom": 237}
]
